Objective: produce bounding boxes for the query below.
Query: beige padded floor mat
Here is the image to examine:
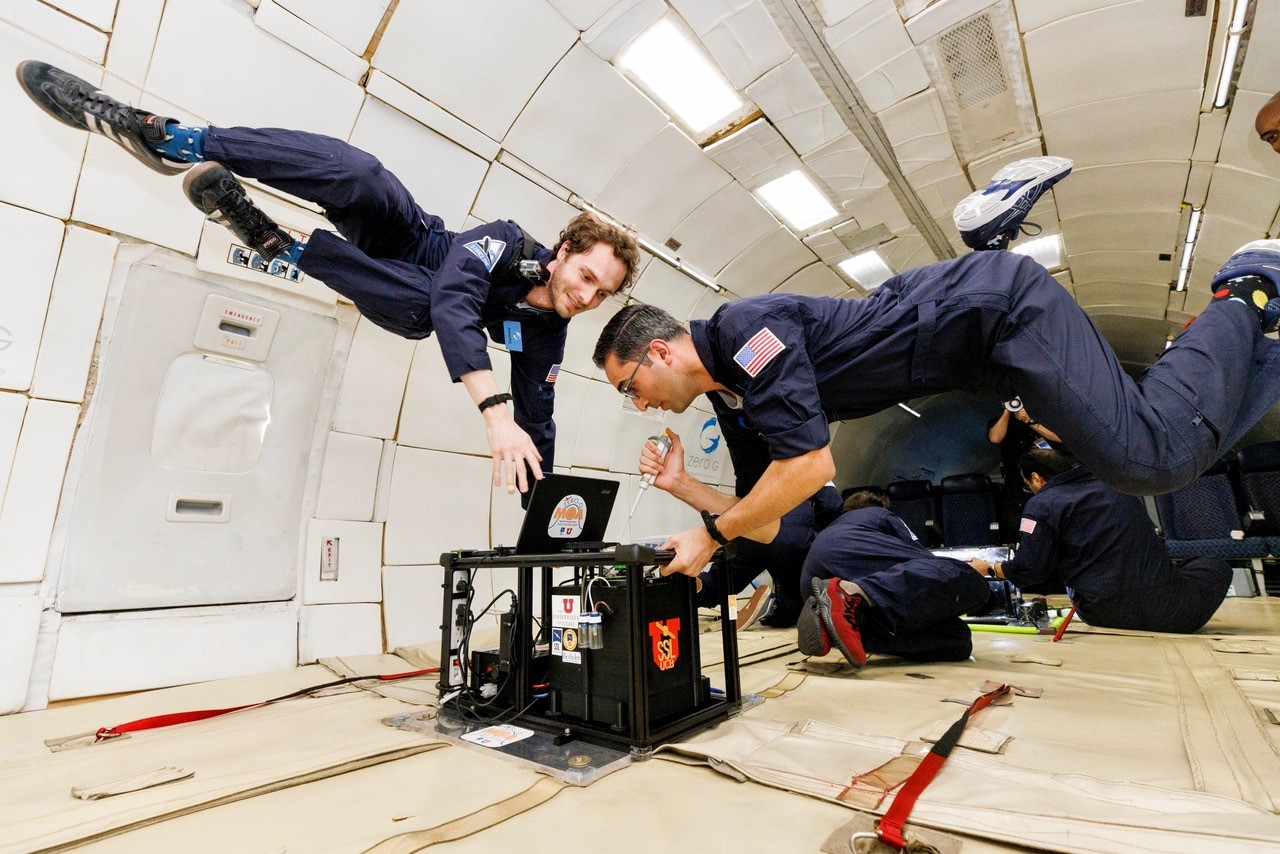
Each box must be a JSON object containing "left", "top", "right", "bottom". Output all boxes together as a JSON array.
[{"left": 2, "top": 604, "right": 1279, "bottom": 851}]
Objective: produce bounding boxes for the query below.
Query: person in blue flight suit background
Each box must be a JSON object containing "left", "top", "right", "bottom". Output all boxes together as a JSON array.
[
  {"left": 967, "top": 449, "right": 1233, "bottom": 633},
  {"left": 18, "top": 61, "right": 641, "bottom": 499},
  {"left": 596, "top": 237, "right": 1280, "bottom": 578},
  {"left": 794, "top": 490, "right": 992, "bottom": 667}
]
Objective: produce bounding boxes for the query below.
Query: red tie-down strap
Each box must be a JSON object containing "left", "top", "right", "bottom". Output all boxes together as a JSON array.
[
  {"left": 875, "top": 683, "right": 1012, "bottom": 850},
  {"left": 93, "top": 668, "right": 438, "bottom": 743}
]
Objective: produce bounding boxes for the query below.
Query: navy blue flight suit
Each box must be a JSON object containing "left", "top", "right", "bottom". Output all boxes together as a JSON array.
[
  {"left": 203, "top": 127, "right": 566, "bottom": 476},
  {"left": 694, "top": 403, "right": 841, "bottom": 624},
  {"left": 1005, "top": 467, "right": 1232, "bottom": 633},
  {"left": 688, "top": 251, "right": 1280, "bottom": 496},
  {"left": 800, "top": 507, "right": 993, "bottom": 661}
]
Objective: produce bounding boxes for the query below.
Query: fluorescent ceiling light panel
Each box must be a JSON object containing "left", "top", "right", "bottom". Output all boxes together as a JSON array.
[
  {"left": 618, "top": 18, "right": 743, "bottom": 135},
  {"left": 838, "top": 251, "right": 893, "bottom": 289},
  {"left": 1010, "top": 233, "right": 1063, "bottom": 270},
  {"left": 1213, "top": 0, "right": 1250, "bottom": 108},
  {"left": 1175, "top": 207, "right": 1202, "bottom": 292},
  {"left": 755, "top": 171, "right": 838, "bottom": 231}
]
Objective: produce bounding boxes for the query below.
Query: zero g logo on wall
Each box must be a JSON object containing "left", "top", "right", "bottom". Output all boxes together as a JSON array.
[
  {"left": 0, "top": 325, "right": 12, "bottom": 352},
  {"left": 548, "top": 494, "right": 587, "bottom": 538},
  {"left": 648, "top": 618, "right": 681, "bottom": 671},
  {"left": 698, "top": 416, "right": 721, "bottom": 454}
]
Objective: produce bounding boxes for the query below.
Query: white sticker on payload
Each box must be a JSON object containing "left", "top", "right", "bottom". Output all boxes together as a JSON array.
[
  {"left": 461, "top": 724, "right": 535, "bottom": 748},
  {"left": 563, "top": 651, "right": 582, "bottom": 664},
  {"left": 548, "top": 494, "right": 587, "bottom": 538},
  {"left": 552, "top": 594, "right": 580, "bottom": 629}
]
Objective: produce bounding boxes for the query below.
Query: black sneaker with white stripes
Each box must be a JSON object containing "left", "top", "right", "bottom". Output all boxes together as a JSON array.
[
  {"left": 16, "top": 60, "right": 188, "bottom": 176},
  {"left": 183, "top": 162, "right": 296, "bottom": 262}
]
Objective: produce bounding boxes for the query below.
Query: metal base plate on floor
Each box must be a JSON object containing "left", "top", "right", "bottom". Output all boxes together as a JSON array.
[{"left": 384, "top": 707, "right": 634, "bottom": 786}]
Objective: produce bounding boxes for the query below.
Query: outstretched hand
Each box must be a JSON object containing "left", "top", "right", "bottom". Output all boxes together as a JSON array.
[
  {"left": 660, "top": 527, "right": 718, "bottom": 578},
  {"left": 486, "top": 414, "right": 543, "bottom": 494}
]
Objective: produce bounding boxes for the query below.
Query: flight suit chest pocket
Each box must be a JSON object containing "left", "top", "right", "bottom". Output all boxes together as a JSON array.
[{"left": 909, "top": 300, "right": 938, "bottom": 384}]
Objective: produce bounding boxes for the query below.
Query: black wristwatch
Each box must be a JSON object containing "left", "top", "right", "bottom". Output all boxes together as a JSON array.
[
  {"left": 700, "top": 510, "right": 731, "bottom": 546},
  {"left": 477, "top": 392, "right": 513, "bottom": 413}
]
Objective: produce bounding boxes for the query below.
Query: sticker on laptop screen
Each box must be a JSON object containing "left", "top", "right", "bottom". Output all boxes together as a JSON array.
[{"left": 548, "top": 494, "right": 587, "bottom": 538}]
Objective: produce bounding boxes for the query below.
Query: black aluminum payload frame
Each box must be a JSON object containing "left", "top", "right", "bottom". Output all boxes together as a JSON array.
[{"left": 438, "top": 544, "right": 741, "bottom": 752}]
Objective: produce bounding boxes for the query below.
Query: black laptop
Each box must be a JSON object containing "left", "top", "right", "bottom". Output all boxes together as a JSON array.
[{"left": 507, "top": 473, "right": 620, "bottom": 554}]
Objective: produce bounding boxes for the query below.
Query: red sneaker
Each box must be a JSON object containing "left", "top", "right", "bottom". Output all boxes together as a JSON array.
[
  {"left": 813, "top": 578, "right": 867, "bottom": 668},
  {"left": 796, "top": 591, "right": 832, "bottom": 656}
]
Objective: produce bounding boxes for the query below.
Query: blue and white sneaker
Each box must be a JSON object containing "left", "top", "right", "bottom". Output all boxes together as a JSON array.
[{"left": 953, "top": 156, "right": 1073, "bottom": 251}]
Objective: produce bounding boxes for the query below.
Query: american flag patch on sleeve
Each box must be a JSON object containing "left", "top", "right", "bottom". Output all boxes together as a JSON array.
[
  {"left": 1019, "top": 517, "right": 1037, "bottom": 534},
  {"left": 545, "top": 364, "right": 560, "bottom": 383},
  {"left": 732, "top": 327, "right": 786, "bottom": 377}
]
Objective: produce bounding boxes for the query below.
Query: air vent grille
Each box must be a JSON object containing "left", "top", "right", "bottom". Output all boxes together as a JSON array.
[{"left": 938, "top": 15, "right": 1007, "bottom": 109}]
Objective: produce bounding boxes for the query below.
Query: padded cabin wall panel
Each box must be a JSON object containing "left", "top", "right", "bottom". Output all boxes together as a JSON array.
[
  {"left": 490, "top": 481, "right": 527, "bottom": 549},
  {"left": 842, "top": 184, "right": 912, "bottom": 233},
  {"left": 274, "top": 0, "right": 388, "bottom": 55},
  {"left": 1040, "top": 91, "right": 1201, "bottom": 168},
  {"left": 690, "top": 288, "right": 729, "bottom": 321},
  {"left": 0, "top": 1, "right": 104, "bottom": 218},
  {"left": 775, "top": 262, "right": 846, "bottom": 297},
  {"left": 383, "top": 447, "right": 491, "bottom": 566},
  {"left": 826, "top": 0, "right": 930, "bottom": 113},
  {"left": 0, "top": 402, "right": 77, "bottom": 585},
  {"left": 145, "top": 0, "right": 363, "bottom": 137},
  {"left": 1219, "top": 90, "right": 1280, "bottom": 181},
  {"left": 349, "top": 97, "right": 489, "bottom": 232},
  {"left": 332, "top": 318, "right": 416, "bottom": 440},
  {"left": 595, "top": 125, "right": 732, "bottom": 242},
  {"left": 364, "top": 71, "right": 501, "bottom": 162},
  {"left": 573, "top": 381, "right": 625, "bottom": 470},
  {"left": 300, "top": 604, "right": 383, "bottom": 662},
  {"left": 44, "top": 0, "right": 116, "bottom": 30},
  {"left": 1069, "top": 252, "right": 1173, "bottom": 290},
  {"left": 668, "top": 182, "right": 779, "bottom": 279},
  {"left": 1053, "top": 162, "right": 1191, "bottom": 221},
  {"left": 964, "top": 138, "right": 1043, "bottom": 185},
  {"left": 504, "top": 44, "right": 669, "bottom": 200},
  {"left": 0, "top": 393, "right": 27, "bottom": 503},
  {"left": 672, "top": 0, "right": 792, "bottom": 90},
  {"left": 745, "top": 54, "right": 846, "bottom": 158},
  {"left": 254, "top": 0, "right": 369, "bottom": 83},
  {"left": 803, "top": 132, "right": 887, "bottom": 197},
  {"left": 55, "top": 267, "right": 336, "bottom": 610},
  {"left": 397, "top": 339, "right": 510, "bottom": 457},
  {"left": 906, "top": 157, "right": 972, "bottom": 219},
  {"left": 30, "top": 227, "right": 118, "bottom": 404},
  {"left": 1059, "top": 212, "right": 1181, "bottom": 256},
  {"left": 0, "top": 204, "right": 63, "bottom": 392},
  {"left": 705, "top": 117, "right": 798, "bottom": 189},
  {"left": 877, "top": 90, "right": 955, "bottom": 176},
  {"left": 472, "top": 164, "right": 580, "bottom": 254},
  {"left": 383, "top": 564, "right": 443, "bottom": 650},
  {"left": 1022, "top": 1, "right": 1210, "bottom": 115},
  {"left": 373, "top": 0, "right": 577, "bottom": 142},
  {"left": 103, "top": 0, "right": 164, "bottom": 86},
  {"left": 0, "top": 595, "right": 40, "bottom": 713},
  {"left": 629, "top": 260, "right": 707, "bottom": 321},
  {"left": 315, "top": 431, "right": 383, "bottom": 521},
  {"left": 48, "top": 604, "right": 297, "bottom": 699},
  {"left": 561, "top": 298, "right": 621, "bottom": 382},
  {"left": 717, "top": 227, "right": 818, "bottom": 297},
  {"left": 551, "top": 370, "right": 590, "bottom": 468},
  {"left": 302, "top": 519, "right": 383, "bottom": 604},
  {"left": 545, "top": 0, "right": 617, "bottom": 30},
  {"left": 580, "top": 0, "right": 665, "bottom": 62}
]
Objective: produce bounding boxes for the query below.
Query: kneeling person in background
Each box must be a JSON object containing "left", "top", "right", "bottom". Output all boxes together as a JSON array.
[
  {"left": 796, "top": 491, "right": 993, "bottom": 668},
  {"left": 968, "top": 449, "right": 1233, "bottom": 633}
]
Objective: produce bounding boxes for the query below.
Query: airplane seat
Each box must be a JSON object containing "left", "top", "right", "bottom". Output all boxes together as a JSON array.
[
  {"left": 1234, "top": 441, "right": 1280, "bottom": 543},
  {"left": 938, "top": 473, "right": 1001, "bottom": 547},
  {"left": 1153, "top": 459, "right": 1269, "bottom": 563},
  {"left": 885, "top": 479, "right": 941, "bottom": 547}
]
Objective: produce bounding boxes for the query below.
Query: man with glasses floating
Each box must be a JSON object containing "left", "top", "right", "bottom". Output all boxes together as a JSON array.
[{"left": 594, "top": 242, "right": 1280, "bottom": 579}]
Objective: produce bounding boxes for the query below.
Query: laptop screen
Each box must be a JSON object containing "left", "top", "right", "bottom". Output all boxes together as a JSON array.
[{"left": 511, "top": 473, "right": 620, "bottom": 554}]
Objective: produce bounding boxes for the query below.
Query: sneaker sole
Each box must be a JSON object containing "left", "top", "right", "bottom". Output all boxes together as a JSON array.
[
  {"left": 814, "top": 584, "right": 864, "bottom": 669},
  {"left": 795, "top": 597, "right": 831, "bottom": 656},
  {"left": 737, "top": 584, "right": 772, "bottom": 632},
  {"left": 953, "top": 156, "right": 1073, "bottom": 243},
  {"left": 16, "top": 61, "right": 187, "bottom": 176}
]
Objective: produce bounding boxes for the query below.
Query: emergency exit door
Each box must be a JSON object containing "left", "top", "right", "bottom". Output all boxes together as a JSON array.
[{"left": 56, "top": 264, "right": 336, "bottom": 612}]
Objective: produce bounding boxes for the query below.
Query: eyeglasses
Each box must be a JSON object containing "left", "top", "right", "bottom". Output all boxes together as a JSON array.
[{"left": 620, "top": 354, "right": 649, "bottom": 399}]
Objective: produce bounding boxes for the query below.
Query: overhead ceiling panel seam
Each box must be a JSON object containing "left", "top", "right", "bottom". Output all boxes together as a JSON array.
[{"left": 762, "top": 0, "right": 956, "bottom": 261}]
